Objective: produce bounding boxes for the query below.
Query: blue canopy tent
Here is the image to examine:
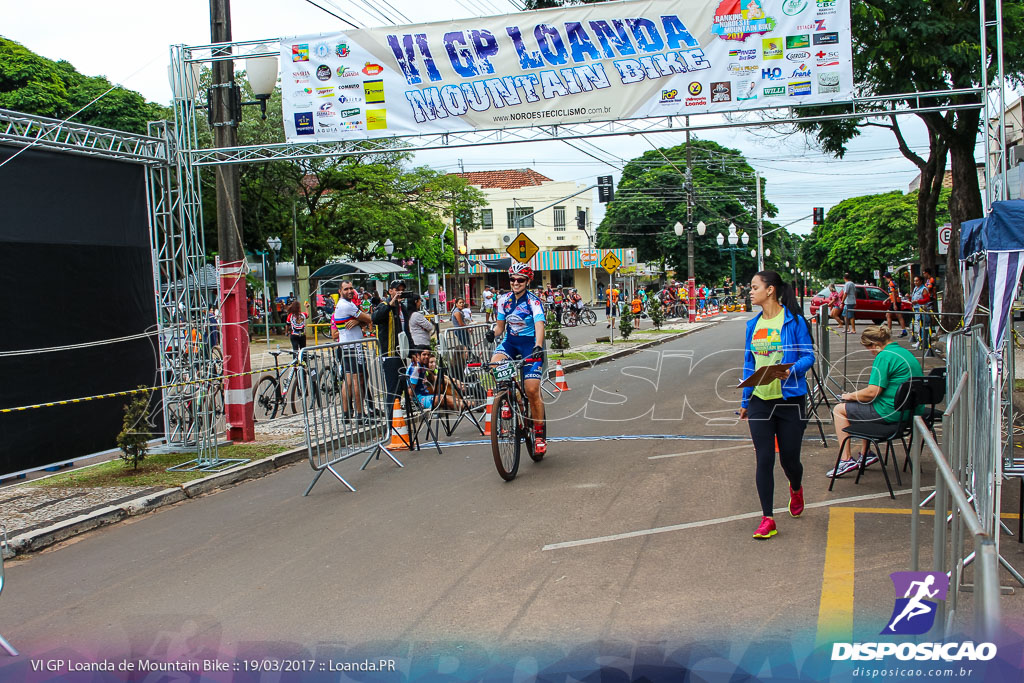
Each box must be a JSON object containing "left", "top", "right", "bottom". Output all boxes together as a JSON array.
[{"left": 960, "top": 200, "right": 1024, "bottom": 348}]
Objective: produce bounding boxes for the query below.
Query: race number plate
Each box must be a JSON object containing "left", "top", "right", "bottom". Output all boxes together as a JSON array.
[{"left": 493, "top": 362, "right": 516, "bottom": 381}]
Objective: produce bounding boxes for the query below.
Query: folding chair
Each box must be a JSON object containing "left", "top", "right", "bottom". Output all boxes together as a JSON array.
[
  {"left": 828, "top": 378, "right": 924, "bottom": 499},
  {"left": 0, "top": 525, "right": 18, "bottom": 656},
  {"left": 901, "top": 368, "right": 946, "bottom": 472},
  {"left": 433, "top": 354, "right": 485, "bottom": 437}
]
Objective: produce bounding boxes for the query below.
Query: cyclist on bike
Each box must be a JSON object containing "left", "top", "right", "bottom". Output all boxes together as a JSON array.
[{"left": 486, "top": 262, "right": 548, "bottom": 455}]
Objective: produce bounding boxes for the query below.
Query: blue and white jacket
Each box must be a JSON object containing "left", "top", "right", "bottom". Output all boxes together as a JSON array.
[{"left": 741, "top": 307, "right": 815, "bottom": 408}]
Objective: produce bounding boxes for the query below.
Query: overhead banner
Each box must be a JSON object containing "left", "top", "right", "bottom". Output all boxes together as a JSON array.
[{"left": 281, "top": 0, "right": 853, "bottom": 141}]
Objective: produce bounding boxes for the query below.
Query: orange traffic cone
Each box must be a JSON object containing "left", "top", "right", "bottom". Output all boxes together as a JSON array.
[
  {"left": 387, "top": 398, "right": 410, "bottom": 450},
  {"left": 695, "top": 311, "right": 702, "bottom": 321},
  {"left": 483, "top": 389, "right": 494, "bottom": 436},
  {"left": 774, "top": 436, "right": 780, "bottom": 454},
  {"left": 553, "top": 360, "right": 570, "bottom": 392}
]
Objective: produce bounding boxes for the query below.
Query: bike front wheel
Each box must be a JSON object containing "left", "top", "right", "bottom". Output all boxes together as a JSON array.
[
  {"left": 253, "top": 375, "right": 279, "bottom": 421},
  {"left": 581, "top": 309, "right": 597, "bottom": 326},
  {"left": 490, "top": 391, "right": 520, "bottom": 481}
]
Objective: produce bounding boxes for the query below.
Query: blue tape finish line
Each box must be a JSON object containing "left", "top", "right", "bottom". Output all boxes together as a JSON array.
[{"left": 435, "top": 434, "right": 831, "bottom": 448}]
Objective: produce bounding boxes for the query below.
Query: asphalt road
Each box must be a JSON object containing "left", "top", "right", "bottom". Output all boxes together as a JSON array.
[{"left": 2, "top": 314, "right": 1021, "bottom": 675}]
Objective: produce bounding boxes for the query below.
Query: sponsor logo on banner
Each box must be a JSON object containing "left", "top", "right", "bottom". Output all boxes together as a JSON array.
[
  {"left": 687, "top": 82, "right": 702, "bottom": 96},
  {"left": 342, "top": 120, "right": 365, "bottom": 130},
  {"left": 336, "top": 65, "right": 359, "bottom": 78},
  {"left": 335, "top": 43, "right": 351, "bottom": 58},
  {"left": 711, "top": 81, "right": 732, "bottom": 102},
  {"left": 685, "top": 96, "right": 707, "bottom": 107},
  {"left": 364, "top": 79, "right": 385, "bottom": 104},
  {"left": 366, "top": 108, "right": 387, "bottom": 130},
  {"left": 362, "top": 62, "right": 385, "bottom": 76},
  {"left": 791, "top": 64, "right": 812, "bottom": 78},
  {"left": 761, "top": 67, "right": 783, "bottom": 80},
  {"left": 685, "top": 82, "right": 706, "bottom": 106},
  {"left": 338, "top": 93, "right": 363, "bottom": 104},
  {"left": 337, "top": 82, "right": 360, "bottom": 90},
  {"left": 292, "top": 101, "right": 313, "bottom": 109},
  {"left": 814, "top": 31, "right": 840, "bottom": 45},
  {"left": 339, "top": 107, "right": 361, "bottom": 118},
  {"left": 292, "top": 70, "right": 311, "bottom": 79},
  {"left": 796, "top": 23, "right": 815, "bottom": 30},
  {"left": 728, "top": 63, "right": 758, "bottom": 75},
  {"left": 660, "top": 88, "right": 680, "bottom": 103},
  {"left": 728, "top": 48, "right": 758, "bottom": 61},
  {"left": 818, "top": 71, "right": 840, "bottom": 92},
  {"left": 317, "top": 102, "right": 337, "bottom": 117},
  {"left": 813, "top": 18, "right": 828, "bottom": 31},
  {"left": 293, "top": 112, "right": 314, "bottom": 135},
  {"left": 782, "top": 0, "right": 808, "bottom": 16},
  {"left": 316, "top": 65, "right": 333, "bottom": 81},
  {"left": 313, "top": 42, "right": 331, "bottom": 59},
  {"left": 317, "top": 124, "right": 339, "bottom": 133},
  {"left": 788, "top": 80, "right": 812, "bottom": 96},
  {"left": 762, "top": 38, "right": 783, "bottom": 59},
  {"left": 787, "top": 51, "right": 811, "bottom": 61},
  {"left": 315, "top": 87, "right": 335, "bottom": 98},
  {"left": 292, "top": 44, "right": 309, "bottom": 62},
  {"left": 711, "top": 0, "right": 777, "bottom": 41},
  {"left": 293, "top": 88, "right": 313, "bottom": 97},
  {"left": 763, "top": 86, "right": 786, "bottom": 96},
  {"left": 786, "top": 34, "right": 810, "bottom": 49},
  {"left": 816, "top": 0, "right": 838, "bottom": 14},
  {"left": 737, "top": 80, "right": 758, "bottom": 100}
]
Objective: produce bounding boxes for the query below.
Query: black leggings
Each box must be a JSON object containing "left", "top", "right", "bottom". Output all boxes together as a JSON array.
[{"left": 747, "top": 395, "right": 808, "bottom": 517}]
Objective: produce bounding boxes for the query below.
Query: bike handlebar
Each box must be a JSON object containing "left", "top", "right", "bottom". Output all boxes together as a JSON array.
[{"left": 467, "top": 358, "right": 542, "bottom": 368}]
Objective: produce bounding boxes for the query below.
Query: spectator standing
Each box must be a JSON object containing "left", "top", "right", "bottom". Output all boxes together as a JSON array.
[
  {"left": 407, "top": 294, "right": 434, "bottom": 347},
  {"left": 884, "top": 273, "right": 909, "bottom": 337},
  {"left": 483, "top": 286, "right": 495, "bottom": 324},
  {"left": 842, "top": 272, "right": 857, "bottom": 334},
  {"left": 372, "top": 280, "right": 411, "bottom": 357},
  {"left": 631, "top": 291, "right": 643, "bottom": 329},
  {"left": 910, "top": 275, "right": 931, "bottom": 348},
  {"left": 285, "top": 300, "right": 308, "bottom": 352},
  {"left": 605, "top": 284, "right": 620, "bottom": 327},
  {"left": 332, "top": 280, "right": 373, "bottom": 422}
]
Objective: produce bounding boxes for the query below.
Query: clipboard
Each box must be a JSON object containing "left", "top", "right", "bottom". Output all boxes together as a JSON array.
[{"left": 737, "top": 362, "right": 795, "bottom": 389}]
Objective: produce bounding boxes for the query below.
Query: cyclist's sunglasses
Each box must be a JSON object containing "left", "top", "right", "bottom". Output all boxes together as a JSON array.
[{"left": 509, "top": 277, "right": 529, "bottom": 283}]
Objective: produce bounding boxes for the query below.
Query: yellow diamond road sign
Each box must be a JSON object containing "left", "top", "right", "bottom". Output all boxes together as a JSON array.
[
  {"left": 507, "top": 232, "right": 539, "bottom": 264},
  {"left": 601, "top": 251, "right": 621, "bottom": 274}
]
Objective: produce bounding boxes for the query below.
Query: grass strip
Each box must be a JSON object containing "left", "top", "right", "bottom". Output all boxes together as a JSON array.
[
  {"left": 29, "top": 443, "right": 288, "bottom": 489},
  {"left": 556, "top": 351, "right": 607, "bottom": 361}
]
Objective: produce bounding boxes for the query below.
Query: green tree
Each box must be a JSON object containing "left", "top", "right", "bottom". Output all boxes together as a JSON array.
[
  {"left": 596, "top": 139, "right": 785, "bottom": 286},
  {"left": 800, "top": 189, "right": 950, "bottom": 281},
  {"left": 0, "top": 37, "right": 169, "bottom": 133},
  {"left": 795, "top": 0, "right": 1024, "bottom": 318}
]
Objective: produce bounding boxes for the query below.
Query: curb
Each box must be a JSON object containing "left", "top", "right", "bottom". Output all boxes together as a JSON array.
[
  {"left": 4, "top": 321, "right": 726, "bottom": 558},
  {"left": 558, "top": 320, "right": 722, "bottom": 375},
  {"left": 5, "top": 445, "right": 309, "bottom": 559}
]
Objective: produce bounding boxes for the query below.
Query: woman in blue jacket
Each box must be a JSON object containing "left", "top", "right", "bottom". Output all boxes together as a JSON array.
[{"left": 739, "top": 271, "right": 816, "bottom": 539}]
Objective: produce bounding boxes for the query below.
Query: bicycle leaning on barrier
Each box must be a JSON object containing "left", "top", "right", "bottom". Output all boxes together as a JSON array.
[
  {"left": 252, "top": 349, "right": 318, "bottom": 419},
  {"left": 485, "top": 262, "right": 548, "bottom": 461}
]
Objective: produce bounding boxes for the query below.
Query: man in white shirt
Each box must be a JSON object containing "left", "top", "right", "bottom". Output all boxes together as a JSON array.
[
  {"left": 332, "top": 280, "right": 372, "bottom": 421},
  {"left": 483, "top": 286, "right": 495, "bottom": 324}
]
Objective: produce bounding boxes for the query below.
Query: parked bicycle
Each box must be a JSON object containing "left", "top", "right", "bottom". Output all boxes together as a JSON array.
[
  {"left": 469, "top": 357, "right": 544, "bottom": 481},
  {"left": 252, "top": 349, "right": 321, "bottom": 420},
  {"left": 560, "top": 306, "right": 597, "bottom": 327}
]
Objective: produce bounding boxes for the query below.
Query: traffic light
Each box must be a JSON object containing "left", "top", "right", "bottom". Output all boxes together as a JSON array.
[
  {"left": 576, "top": 210, "right": 587, "bottom": 230},
  {"left": 597, "top": 175, "right": 614, "bottom": 203},
  {"left": 812, "top": 207, "right": 825, "bottom": 225}
]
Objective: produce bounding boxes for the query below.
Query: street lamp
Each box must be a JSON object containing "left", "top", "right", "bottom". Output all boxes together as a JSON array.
[
  {"left": 267, "top": 236, "right": 282, "bottom": 344},
  {"left": 384, "top": 238, "right": 394, "bottom": 256},
  {"left": 674, "top": 219, "right": 706, "bottom": 322},
  {"left": 717, "top": 223, "right": 749, "bottom": 295}
]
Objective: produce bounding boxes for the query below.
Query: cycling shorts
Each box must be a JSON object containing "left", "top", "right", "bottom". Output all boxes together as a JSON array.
[{"left": 494, "top": 335, "right": 543, "bottom": 381}]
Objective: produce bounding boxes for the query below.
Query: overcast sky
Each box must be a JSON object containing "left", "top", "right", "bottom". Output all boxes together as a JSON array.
[{"left": 4, "top": 0, "right": 941, "bottom": 236}]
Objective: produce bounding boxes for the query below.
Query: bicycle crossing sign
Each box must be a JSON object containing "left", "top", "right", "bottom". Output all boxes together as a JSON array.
[
  {"left": 601, "top": 251, "right": 621, "bottom": 274},
  {"left": 507, "top": 232, "right": 539, "bottom": 264}
]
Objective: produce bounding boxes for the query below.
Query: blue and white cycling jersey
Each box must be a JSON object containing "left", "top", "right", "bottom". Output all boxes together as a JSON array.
[{"left": 497, "top": 292, "right": 546, "bottom": 339}]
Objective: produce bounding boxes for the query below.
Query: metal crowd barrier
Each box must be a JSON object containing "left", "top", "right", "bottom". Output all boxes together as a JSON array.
[
  {"left": 297, "top": 337, "right": 401, "bottom": 495},
  {"left": 0, "top": 525, "right": 17, "bottom": 656},
  {"left": 909, "top": 417, "right": 1001, "bottom": 641},
  {"left": 438, "top": 323, "right": 496, "bottom": 413}
]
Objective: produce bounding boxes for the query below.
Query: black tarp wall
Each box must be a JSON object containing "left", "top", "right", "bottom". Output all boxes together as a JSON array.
[{"left": 0, "top": 145, "right": 158, "bottom": 474}]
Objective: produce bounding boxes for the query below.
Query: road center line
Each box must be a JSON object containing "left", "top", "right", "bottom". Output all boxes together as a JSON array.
[
  {"left": 648, "top": 444, "right": 752, "bottom": 460},
  {"left": 541, "top": 486, "right": 936, "bottom": 551}
]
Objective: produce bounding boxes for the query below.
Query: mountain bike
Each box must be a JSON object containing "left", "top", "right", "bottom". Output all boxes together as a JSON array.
[
  {"left": 469, "top": 357, "right": 544, "bottom": 481},
  {"left": 252, "top": 349, "right": 321, "bottom": 420}
]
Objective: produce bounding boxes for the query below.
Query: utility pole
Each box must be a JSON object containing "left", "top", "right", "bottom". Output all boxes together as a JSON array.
[
  {"left": 210, "top": 0, "right": 254, "bottom": 441},
  {"left": 292, "top": 201, "right": 299, "bottom": 302},
  {"left": 756, "top": 170, "right": 764, "bottom": 271},
  {"left": 685, "top": 117, "right": 696, "bottom": 323}
]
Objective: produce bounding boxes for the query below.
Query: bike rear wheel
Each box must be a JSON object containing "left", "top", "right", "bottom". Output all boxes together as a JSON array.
[
  {"left": 253, "top": 375, "right": 279, "bottom": 421},
  {"left": 581, "top": 309, "right": 597, "bottom": 326},
  {"left": 490, "top": 391, "right": 520, "bottom": 481}
]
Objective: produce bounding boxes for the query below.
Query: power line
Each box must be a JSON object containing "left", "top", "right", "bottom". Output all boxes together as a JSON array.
[{"left": 303, "top": 0, "right": 362, "bottom": 28}]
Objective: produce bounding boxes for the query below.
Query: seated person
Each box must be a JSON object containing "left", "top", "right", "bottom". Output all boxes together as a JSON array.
[
  {"left": 406, "top": 346, "right": 464, "bottom": 411},
  {"left": 828, "top": 325, "right": 923, "bottom": 477}
]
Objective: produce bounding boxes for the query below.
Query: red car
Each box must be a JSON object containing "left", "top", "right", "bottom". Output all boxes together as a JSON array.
[{"left": 809, "top": 285, "right": 913, "bottom": 323}]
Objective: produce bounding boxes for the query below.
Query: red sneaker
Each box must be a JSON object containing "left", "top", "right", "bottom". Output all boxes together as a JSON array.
[
  {"left": 533, "top": 436, "right": 547, "bottom": 455},
  {"left": 753, "top": 516, "right": 777, "bottom": 539},
  {"left": 789, "top": 487, "right": 804, "bottom": 518}
]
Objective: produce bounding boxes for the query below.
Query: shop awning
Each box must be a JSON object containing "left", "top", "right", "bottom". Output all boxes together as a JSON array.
[{"left": 309, "top": 261, "right": 408, "bottom": 280}]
